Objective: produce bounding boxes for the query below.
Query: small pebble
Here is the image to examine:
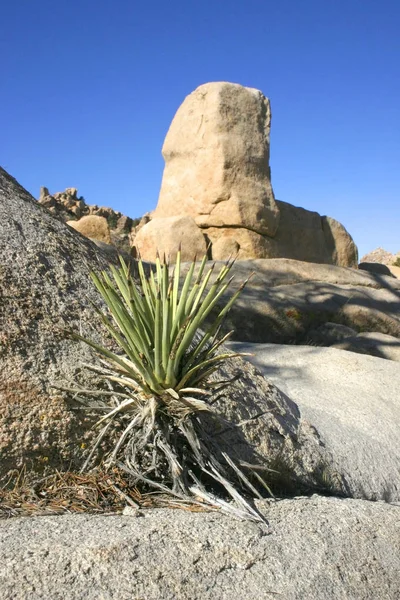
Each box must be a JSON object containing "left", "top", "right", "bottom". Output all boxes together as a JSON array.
[{"left": 122, "top": 506, "right": 144, "bottom": 517}]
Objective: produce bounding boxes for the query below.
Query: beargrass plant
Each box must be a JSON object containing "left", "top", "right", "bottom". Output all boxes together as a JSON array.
[{"left": 63, "top": 249, "right": 267, "bottom": 522}]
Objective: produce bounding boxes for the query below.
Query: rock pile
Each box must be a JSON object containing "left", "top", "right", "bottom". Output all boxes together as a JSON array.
[
  {"left": 134, "top": 82, "right": 358, "bottom": 267},
  {"left": 37, "top": 83, "right": 359, "bottom": 268},
  {"left": 361, "top": 246, "right": 400, "bottom": 265},
  {"left": 0, "top": 167, "right": 331, "bottom": 492},
  {"left": 38, "top": 186, "right": 144, "bottom": 253},
  {"left": 360, "top": 246, "right": 400, "bottom": 279}
]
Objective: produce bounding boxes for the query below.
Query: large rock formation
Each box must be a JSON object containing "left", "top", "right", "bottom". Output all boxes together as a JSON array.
[
  {"left": 0, "top": 166, "right": 338, "bottom": 493},
  {"left": 134, "top": 82, "right": 358, "bottom": 267}
]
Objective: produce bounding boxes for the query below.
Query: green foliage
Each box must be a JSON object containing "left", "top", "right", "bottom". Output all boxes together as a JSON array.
[
  {"left": 106, "top": 213, "right": 119, "bottom": 229},
  {"left": 130, "top": 217, "right": 141, "bottom": 228},
  {"left": 67, "top": 250, "right": 268, "bottom": 521},
  {"left": 75, "top": 249, "right": 246, "bottom": 405},
  {"left": 393, "top": 257, "right": 400, "bottom": 267}
]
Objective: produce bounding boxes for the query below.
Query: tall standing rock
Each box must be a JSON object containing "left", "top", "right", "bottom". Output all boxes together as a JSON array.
[
  {"left": 155, "top": 82, "right": 280, "bottom": 237},
  {"left": 135, "top": 81, "right": 358, "bottom": 267}
]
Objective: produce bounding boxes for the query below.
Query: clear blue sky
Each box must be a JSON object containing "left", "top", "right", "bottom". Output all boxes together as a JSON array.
[{"left": 2, "top": 0, "right": 399, "bottom": 259}]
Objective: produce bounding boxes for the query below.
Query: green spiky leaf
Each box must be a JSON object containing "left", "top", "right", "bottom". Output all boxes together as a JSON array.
[{"left": 77, "top": 250, "right": 247, "bottom": 406}]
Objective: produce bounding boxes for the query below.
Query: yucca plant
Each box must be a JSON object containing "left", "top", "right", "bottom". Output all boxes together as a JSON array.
[{"left": 60, "top": 249, "right": 266, "bottom": 521}]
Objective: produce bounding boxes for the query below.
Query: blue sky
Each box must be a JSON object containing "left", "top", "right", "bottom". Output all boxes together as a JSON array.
[{"left": 2, "top": 0, "right": 399, "bottom": 259}]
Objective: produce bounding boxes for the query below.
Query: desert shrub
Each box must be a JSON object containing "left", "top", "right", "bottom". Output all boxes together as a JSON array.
[
  {"left": 393, "top": 257, "right": 400, "bottom": 267},
  {"left": 131, "top": 216, "right": 141, "bottom": 228},
  {"left": 67, "top": 250, "right": 266, "bottom": 521},
  {"left": 106, "top": 213, "right": 119, "bottom": 229}
]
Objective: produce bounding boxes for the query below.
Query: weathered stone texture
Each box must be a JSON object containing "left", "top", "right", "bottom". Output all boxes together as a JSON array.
[
  {"left": 1, "top": 497, "right": 399, "bottom": 600},
  {"left": 155, "top": 82, "right": 280, "bottom": 237}
]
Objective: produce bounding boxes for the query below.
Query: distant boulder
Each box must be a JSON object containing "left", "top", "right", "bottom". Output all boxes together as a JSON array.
[
  {"left": 359, "top": 248, "right": 400, "bottom": 279},
  {"left": 134, "top": 215, "right": 208, "bottom": 262},
  {"left": 67, "top": 214, "right": 112, "bottom": 245},
  {"left": 359, "top": 261, "right": 394, "bottom": 277}
]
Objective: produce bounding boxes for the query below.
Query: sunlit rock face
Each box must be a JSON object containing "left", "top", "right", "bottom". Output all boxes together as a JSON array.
[{"left": 135, "top": 81, "right": 358, "bottom": 267}]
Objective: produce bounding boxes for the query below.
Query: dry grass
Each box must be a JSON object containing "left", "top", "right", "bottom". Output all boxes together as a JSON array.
[{"left": 0, "top": 466, "right": 211, "bottom": 520}]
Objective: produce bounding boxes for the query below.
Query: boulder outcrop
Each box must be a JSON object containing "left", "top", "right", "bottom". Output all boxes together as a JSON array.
[
  {"left": 134, "top": 82, "right": 358, "bottom": 267},
  {"left": 0, "top": 167, "right": 337, "bottom": 494},
  {"left": 38, "top": 186, "right": 143, "bottom": 252},
  {"left": 154, "top": 81, "right": 279, "bottom": 237},
  {"left": 228, "top": 342, "right": 400, "bottom": 501},
  {"left": 182, "top": 258, "right": 400, "bottom": 346},
  {"left": 271, "top": 201, "right": 358, "bottom": 265}
]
